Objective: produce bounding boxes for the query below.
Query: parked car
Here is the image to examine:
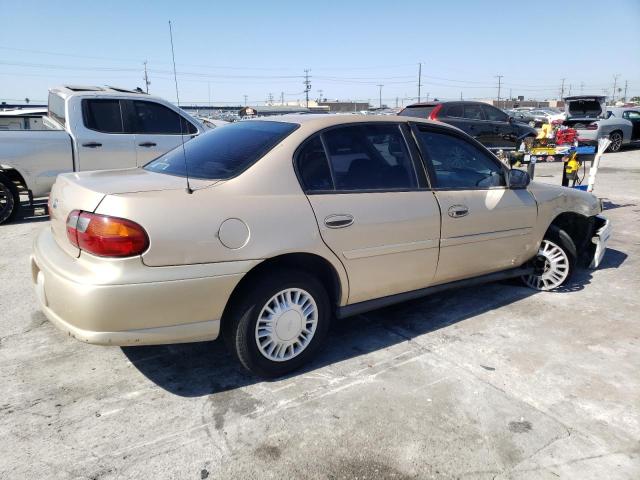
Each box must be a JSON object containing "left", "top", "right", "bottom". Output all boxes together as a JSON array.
[
  {"left": 563, "top": 96, "right": 639, "bottom": 152},
  {"left": 0, "top": 85, "right": 205, "bottom": 224},
  {"left": 32, "top": 115, "right": 610, "bottom": 377},
  {"left": 505, "top": 109, "right": 539, "bottom": 127},
  {"left": 529, "top": 109, "right": 566, "bottom": 124},
  {"left": 398, "top": 101, "right": 537, "bottom": 151}
]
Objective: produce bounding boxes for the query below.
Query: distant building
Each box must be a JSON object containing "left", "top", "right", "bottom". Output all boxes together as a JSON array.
[{"left": 318, "top": 101, "right": 370, "bottom": 113}]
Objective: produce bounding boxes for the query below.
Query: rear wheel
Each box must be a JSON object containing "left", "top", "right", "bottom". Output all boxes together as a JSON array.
[
  {"left": 522, "top": 227, "right": 576, "bottom": 291},
  {"left": 0, "top": 173, "right": 19, "bottom": 225},
  {"left": 223, "top": 269, "right": 330, "bottom": 377},
  {"left": 607, "top": 131, "right": 623, "bottom": 152}
]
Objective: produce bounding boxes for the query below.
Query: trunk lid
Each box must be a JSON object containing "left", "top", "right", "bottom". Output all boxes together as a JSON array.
[
  {"left": 564, "top": 96, "right": 605, "bottom": 120},
  {"left": 49, "top": 168, "right": 205, "bottom": 257}
]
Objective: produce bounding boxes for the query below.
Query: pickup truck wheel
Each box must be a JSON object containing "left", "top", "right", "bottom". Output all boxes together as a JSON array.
[
  {"left": 522, "top": 227, "right": 576, "bottom": 291},
  {"left": 223, "top": 269, "right": 330, "bottom": 377},
  {"left": 0, "top": 173, "right": 19, "bottom": 225},
  {"left": 607, "top": 131, "right": 623, "bottom": 152}
]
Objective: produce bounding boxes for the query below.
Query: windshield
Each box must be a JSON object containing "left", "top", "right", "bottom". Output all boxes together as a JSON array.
[
  {"left": 398, "top": 106, "right": 435, "bottom": 118},
  {"left": 144, "top": 120, "right": 299, "bottom": 180}
]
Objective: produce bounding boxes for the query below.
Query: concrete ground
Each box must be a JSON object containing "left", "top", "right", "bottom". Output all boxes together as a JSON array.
[{"left": 1, "top": 148, "right": 639, "bottom": 479}]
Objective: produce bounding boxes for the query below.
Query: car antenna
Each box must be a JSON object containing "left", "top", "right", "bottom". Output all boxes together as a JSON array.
[{"left": 168, "top": 20, "right": 193, "bottom": 194}]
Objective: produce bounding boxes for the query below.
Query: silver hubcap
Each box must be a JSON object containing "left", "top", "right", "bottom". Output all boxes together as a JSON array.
[
  {"left": 523, "top": 239, "right": 570, "bottom": 291},
  {"left": 255, "top": 288, "right": 318, "bottom": 362}
]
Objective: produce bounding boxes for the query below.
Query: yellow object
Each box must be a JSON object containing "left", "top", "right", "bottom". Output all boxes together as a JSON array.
[
  {"left": 565, "top": 152, "right": 581, "bottom": 174},
  {"left": 531, "top": 147, "right": 556, "bottom": 155},
  {"left": 537, "top": 123, "right": 553, "bottom": 140}
]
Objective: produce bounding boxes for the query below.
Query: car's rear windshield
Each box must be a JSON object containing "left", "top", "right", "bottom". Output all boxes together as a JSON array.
[
  {"left": 144, "top": 120, "right": 299, "bottom": 180},
  {"left": 398, "top": 106, "right": 435, "bottom": 118}
]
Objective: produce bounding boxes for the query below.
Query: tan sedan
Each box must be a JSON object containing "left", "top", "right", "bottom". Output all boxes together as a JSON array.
[{"left": 31, "top": 115, "right": 610, "bottom": 376}]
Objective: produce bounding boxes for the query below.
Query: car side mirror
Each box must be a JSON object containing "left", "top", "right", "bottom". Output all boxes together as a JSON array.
[
  {"left": 508, "top": 116, "right": 515, "bottom": 123},
  {"left": 508, "top": 169, "right": 530, "bottom": 189}
]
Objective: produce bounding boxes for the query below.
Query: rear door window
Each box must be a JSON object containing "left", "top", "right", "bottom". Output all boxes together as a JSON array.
[
  {"left": 132, "top": 100, "right": 196, "bottom": 134},
  {"left": 296, "top": 136, "right": 333, "bottom": 191},
  {"left": 445, "top": 104, "right": 463, "bottom": 117},
  {"left": 463, "top": 104, "right": 485, "bottom": 120},
  {"left": 144, "top": 120, "right": 298, "bottom": 179},
  {"left": 83, "top": 99, "right": 124, "bottom": 133},
  {"left": 322, "top": 124, "right": 417, "bottom": 191}
]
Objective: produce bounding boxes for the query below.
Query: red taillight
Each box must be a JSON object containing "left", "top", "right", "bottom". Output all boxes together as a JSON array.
[
  {"left": 428, "top": 104, "right": 443, "bottom": 120},
  {"left": 66, "top": 210, "right": 149, "bottom": 257},
  {"left": 585, "top": 123, "right": 598, "bottom": 130}
]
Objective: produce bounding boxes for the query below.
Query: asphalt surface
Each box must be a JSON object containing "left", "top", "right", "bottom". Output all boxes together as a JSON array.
[{"left": 1, "top": 148, "right": 639, "bottom": 479}]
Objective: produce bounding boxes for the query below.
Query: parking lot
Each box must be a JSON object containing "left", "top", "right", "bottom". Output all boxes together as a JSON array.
[{"left": 1, "top": 148, "right": 639, "bottom": 479}]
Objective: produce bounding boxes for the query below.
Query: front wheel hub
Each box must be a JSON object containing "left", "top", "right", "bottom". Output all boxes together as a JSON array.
[{"left": 523, "top": 239, "right": 570, "bottom": 291}]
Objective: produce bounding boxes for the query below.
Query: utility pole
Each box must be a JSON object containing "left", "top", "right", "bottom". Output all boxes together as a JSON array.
[
  {"left": 317, "top": 89, "right": 323, "bottom": 102},
  {"left": 495, "top": 75, "right": 503, "bottom": 106},
  {"left": 303, "top": 69, "right": 311, "bottom": 108},
  {"left": 267, "top": 92, "right": 274, "bottom": 105},
  {"left": 143, "top": 60, "right": 151, "bottom": 93},
  {"left": 460, "top": 92, "right": 463, "bottom": 101},
  {"left": 243, "top": 94, "right": 248, "bottom": 106},
  {"left": 568, "top": 84, "right": 572, "bottom": 97},
  {"left": 417, "top": 62, "right": 422, "bottom": 103},
  {"left": 395, "top": 97, "right": 398, "bottom": 108},
  {"left": 560, "top": 78, "right": 566, "bottom": 100},
  {"left": 280, "top": 92, "right": 284, "bottom": 105},
  {"left": 623, "top": 80, "right": 628, "bottom": 102},
  {"left": 612, "top": 74, "right": 620, "bottom": 103},
  {"left": 207, "top": 82, "right": 211, "bottom": 109},
  {"left": 426, "top": 92, "right": 430, "bottom": 101},
  {"left": 580, "top": 82, "right": 585, "bottom": 94},
  {"left": 377, "top": 84, "right": 384, "bottom": 109}
]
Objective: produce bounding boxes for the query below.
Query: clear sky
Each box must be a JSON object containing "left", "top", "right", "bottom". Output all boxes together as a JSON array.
[{"left": 1, "top": 0, "right": 639, "bottom": 106}]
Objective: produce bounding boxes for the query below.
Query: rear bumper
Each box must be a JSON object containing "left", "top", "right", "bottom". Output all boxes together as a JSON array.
[
  {"left": 589, "top": 215, "right": 611, "bottom": 269},
  {"left": 31, "top": 228, "right": 255, "bottom": 346}
]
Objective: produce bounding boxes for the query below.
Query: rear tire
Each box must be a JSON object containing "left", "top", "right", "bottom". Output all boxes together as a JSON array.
[
  {"left": 0, "top": 173, "right": 19, "bottom": 225},
  {"left": 522, "top": 227, "right": 576, "bottom": 291},
  {"left": 223, "top": 268, "right": 330, "bottom": 377},
  {"left": 607, "top": 131, "right": 623, "bottom": 152}
]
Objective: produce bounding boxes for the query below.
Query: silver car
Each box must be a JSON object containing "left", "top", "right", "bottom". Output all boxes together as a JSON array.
[{"left": 564, "top": 96, "right": 639, "bottom": 152}]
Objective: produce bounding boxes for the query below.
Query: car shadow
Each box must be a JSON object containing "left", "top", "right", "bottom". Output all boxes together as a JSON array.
[{"left": 122, "top": 248, "right": 627, "bottom": 397}]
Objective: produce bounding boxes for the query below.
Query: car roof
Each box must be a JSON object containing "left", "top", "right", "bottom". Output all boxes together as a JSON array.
[
  {"left": 405, "top": 100, "right": 495, "bottom": 108},
  {"left": 245, "top": 113, "right": 448, "bottom": 130},
  {"left": 49, "top": 85, "right": 155, "bottom": 101}
]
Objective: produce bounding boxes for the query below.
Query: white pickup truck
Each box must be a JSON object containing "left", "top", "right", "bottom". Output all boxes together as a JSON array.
[{"left": 0, "top": 85, "right": 205, "bottom": 224}]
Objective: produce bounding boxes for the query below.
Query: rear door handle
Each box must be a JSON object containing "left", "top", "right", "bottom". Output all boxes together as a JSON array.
[
  {"left": 448, "top": 205, "right": 469, "bottom": 218},
  {"left": 82, "top": 142, "right": 102, "bottom": 148},
  {"left": 138, "top": 142, "right": 157, "bottom": 147},
  {"left": 324, "top": 214, "right": 354, "bottom": 229}
]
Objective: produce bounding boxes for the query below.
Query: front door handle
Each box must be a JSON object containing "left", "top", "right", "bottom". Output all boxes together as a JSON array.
[
  {"left": 448, "top": 205, "right": 469, "bottom": 218},
  {"left": 138, "top": 142, "right": 157, "bottom": 147},
  {"left": 324, "top": 214, "right": 354, "bottom": 229},
  {"left": 82, "top": 142, "right": 102, "bottom": 148}
]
